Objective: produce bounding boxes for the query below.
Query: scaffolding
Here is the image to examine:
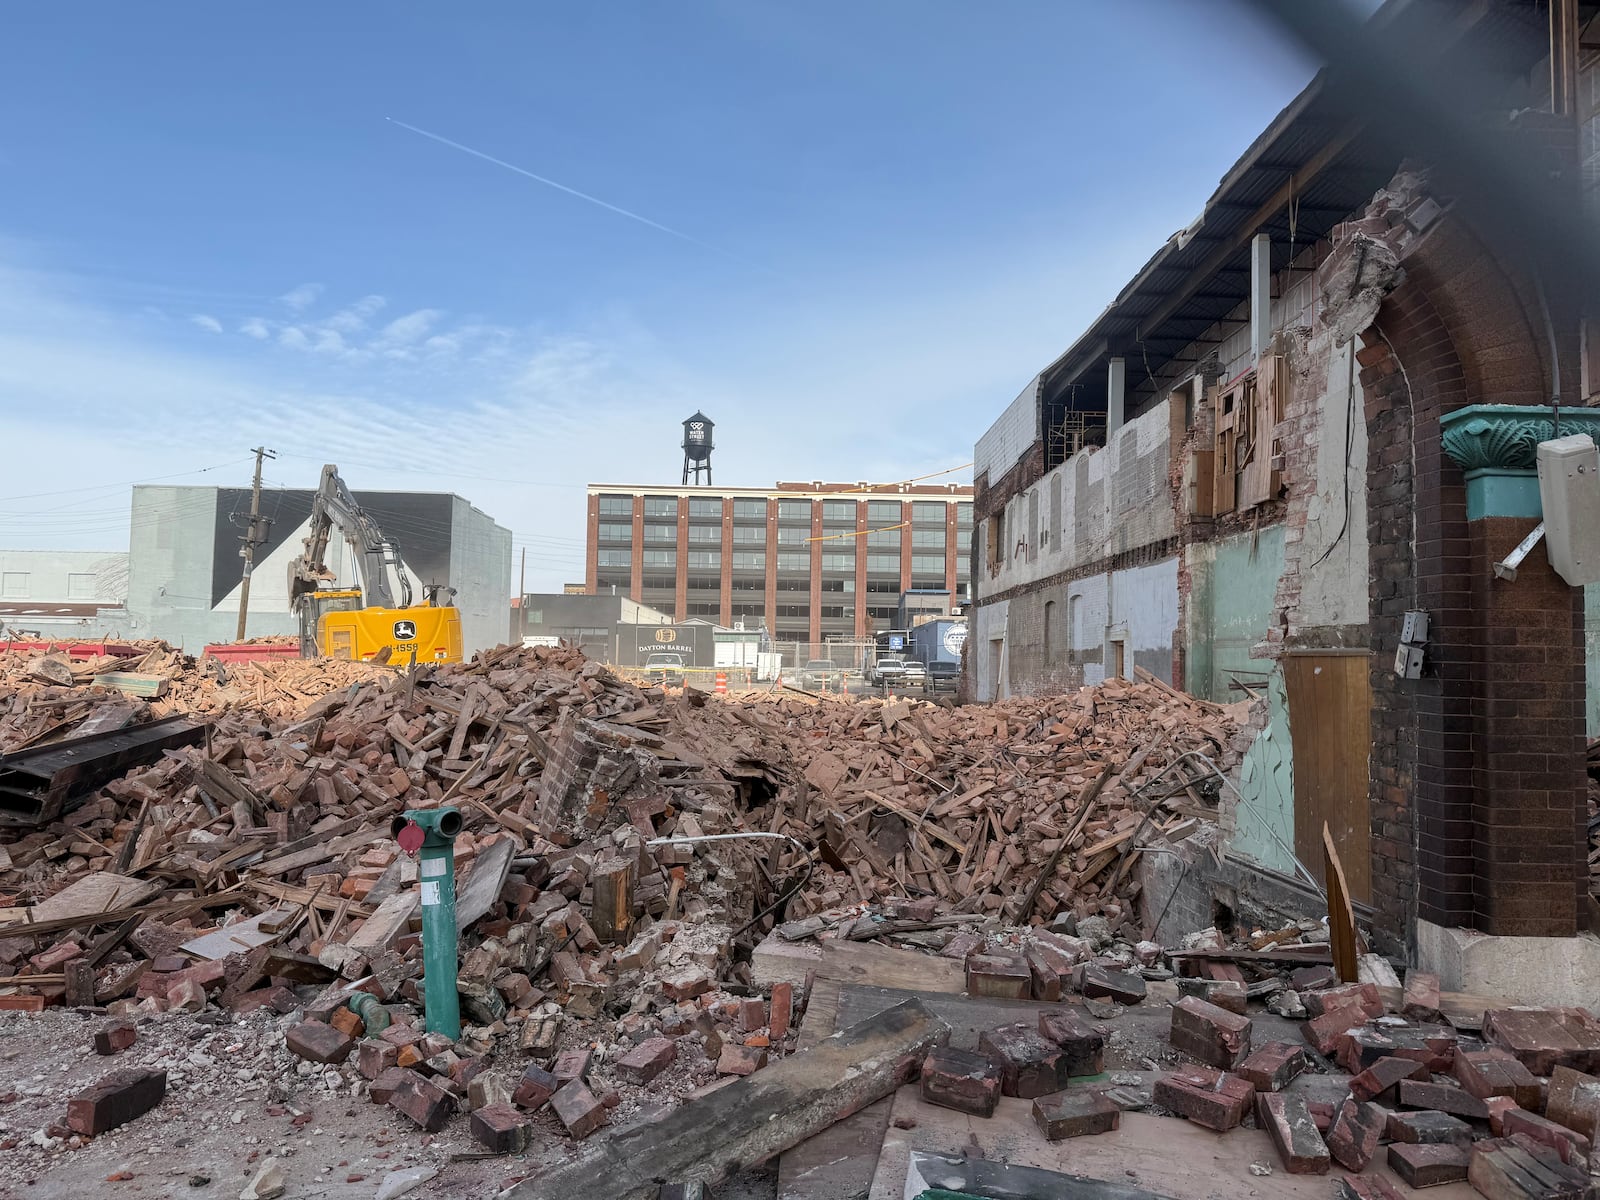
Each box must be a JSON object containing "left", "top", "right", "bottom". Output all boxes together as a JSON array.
[{"left": 1046, "top": 411, "right": 1106, "bottom": 470}]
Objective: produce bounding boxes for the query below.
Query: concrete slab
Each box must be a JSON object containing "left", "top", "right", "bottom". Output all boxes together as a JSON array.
[
  {"left": 1417, "top": 922, "right": 1600, "bottom": 1009},
  {"left": 867, "top": 1087, "right": 1482, "bottom": 1200}
]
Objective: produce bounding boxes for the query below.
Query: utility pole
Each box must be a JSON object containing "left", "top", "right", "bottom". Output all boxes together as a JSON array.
[
  {"left": 236, "top": 446, "right": 276, "bottom": 641},
  {"left": 518, "top": 547, "right": 527, "bottom": 641}
]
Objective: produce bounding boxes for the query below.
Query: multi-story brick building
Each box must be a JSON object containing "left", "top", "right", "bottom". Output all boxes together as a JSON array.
[{"left": 584, "top": 481, "right": 972, "bottom": 655}]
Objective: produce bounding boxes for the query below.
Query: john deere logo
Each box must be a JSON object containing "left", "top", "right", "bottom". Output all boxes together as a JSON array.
[
  {"left": 655, "top": 628, "right": 676, "bottom": 642},
  {"left": 393, "top": 620, "right": 417, "bottom": 640}
]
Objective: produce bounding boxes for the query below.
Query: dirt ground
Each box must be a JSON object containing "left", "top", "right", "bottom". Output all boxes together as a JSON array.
[{"left": 0, "top": 1010, "right": 779, "bottom": 1200}]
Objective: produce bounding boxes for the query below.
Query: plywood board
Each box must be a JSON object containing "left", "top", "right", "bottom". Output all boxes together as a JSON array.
[
  {"left": 29, "top": 872, "right": 162, "bottom": 924},
  {"left": 1284, "top": 651, "right": 1372, "bottom": 902},
  {"left": 179, "top": 907, "right": 293, "bottom": 960},
  {"left": 867, "top": 1087, "right": 1482, "bottom": 1200}
]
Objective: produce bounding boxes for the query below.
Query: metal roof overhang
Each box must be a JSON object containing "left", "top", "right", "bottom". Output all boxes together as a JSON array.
[{"left": 1035, "top": 0, "right": 1551, "bottom": 418}]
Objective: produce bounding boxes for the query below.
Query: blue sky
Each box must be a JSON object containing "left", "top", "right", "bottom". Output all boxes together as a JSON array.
[{"left": 0, "top": 2, "right": 1317, "bottom": 591}]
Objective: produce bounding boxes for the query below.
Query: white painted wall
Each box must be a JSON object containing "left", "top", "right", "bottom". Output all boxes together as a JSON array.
[
  {"left": 974, "top": 376, "right": 1040, "bottom": 485},
  {"left": 970, "top": 598, "right": 1009, "bottom": 702},
  {"left": 0, "top": 550, "right": 128, "bottom": 603},
  {"left": 1293, "top": 339, "right": 1370, "bottom": 630}
]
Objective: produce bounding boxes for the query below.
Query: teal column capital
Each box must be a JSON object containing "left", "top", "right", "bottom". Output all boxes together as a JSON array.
[{"left": 1438, "top": 404, "right": 1600, "bottom": 519}]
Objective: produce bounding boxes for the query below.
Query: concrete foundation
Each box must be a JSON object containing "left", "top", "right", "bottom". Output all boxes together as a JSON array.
[{"left": 1415, "top": 920, "right": 1600, "bottom": 1007}]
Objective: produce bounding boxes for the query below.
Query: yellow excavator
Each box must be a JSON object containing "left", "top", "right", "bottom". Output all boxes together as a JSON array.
[{"left": 286, "top": 464, "right": 462, "bottom": 664}]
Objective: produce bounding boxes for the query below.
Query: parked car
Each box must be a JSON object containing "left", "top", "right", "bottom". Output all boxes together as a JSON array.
[
  {"left": 923, "top": 660, "right": 960, "bottom": 693},
  {"left": 900, "top": 660, "right": 927, "bottom": 687},
  {"left": 643, "top": 651, "right": 685, "bottom": 685},
  {"left": 871, "top": 656, "right": 908, "bottom": 687},
  {"left": 802, "top": 659, "right": 844, "bottom": 691}
]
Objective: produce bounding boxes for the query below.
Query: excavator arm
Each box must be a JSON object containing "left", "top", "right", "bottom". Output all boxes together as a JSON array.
[{"left": 287, "top": 464, "right": 412, "bottom": 653}]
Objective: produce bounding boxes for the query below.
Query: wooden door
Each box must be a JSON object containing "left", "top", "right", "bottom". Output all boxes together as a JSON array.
[{"left": 1283, "top": 651, "right": 1372, "bottom": 903}]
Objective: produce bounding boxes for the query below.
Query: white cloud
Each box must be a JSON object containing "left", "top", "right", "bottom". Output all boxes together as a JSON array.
[
  {"left": 277, "top": 326, "right": 310, "bottom": 350},
  {"left": 325, "top": 294, "right": 386, "bottom": 334},
  {"left": 312, "top": 329, "right": 347, "bottom": 355},
  {"left": 239, "top": 317, "right": 271, "bottom": 340},
  {"left": 376, "top": 308, "right": 442, "bottom": 348},
  {"left": 279, "top": 283, "right": 323, "bottom": 312},
  {"left": 189, "top": 314, "right": 223, "bottom": 334}
]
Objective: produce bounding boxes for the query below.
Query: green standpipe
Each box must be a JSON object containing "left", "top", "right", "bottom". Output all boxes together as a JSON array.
[{"left": 391, "top": 807, "right": 462, "bottom": 1040}]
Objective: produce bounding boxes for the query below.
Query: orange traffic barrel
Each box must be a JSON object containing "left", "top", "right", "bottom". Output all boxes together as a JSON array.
[{"left": 714, "top": 671, "right": 728, "bottom": 694}]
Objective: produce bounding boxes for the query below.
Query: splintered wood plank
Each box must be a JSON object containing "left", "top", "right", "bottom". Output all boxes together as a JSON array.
[
  {"left": 1324, "top": 822, "right": 1359, "bottom": 983},
  {"left": 29, "top": 873, "right": 163, "bottom": 924}
]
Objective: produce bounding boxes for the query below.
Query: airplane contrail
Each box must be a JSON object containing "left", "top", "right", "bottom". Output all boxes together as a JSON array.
[{"left": 385, "top": 117, "right": 761, "bottom": 270}]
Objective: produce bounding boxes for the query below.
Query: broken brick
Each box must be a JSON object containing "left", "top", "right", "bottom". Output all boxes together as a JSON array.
[
  {"left": 1350, "top": 1055, "right": 1430, "bottom": 1102},
  {"left": 1483, "top": 1007, "right": 1600, "bottom": 1077},
  {"left": 1303, "top": 983, "right": 1383, "bottom": 1019},
  {"left": 65, "top": 1068, "right": 166, "bottom": 1135},
  {"left": 1168, "top": 996, "right": 1251, "bottom": 1069},
  {"left": 388, "top": 1070, "right": 453, "bottom": 1132},
  {"left": 1152, "top": 1066, "right": 1254, "bottom": 1132},
  {"left": 1386, "top": 1109, "right": 1472, "bottom": 1144},
  {"left": 965, "top": 952, "right": 1032, "bottom": 1000},
  {"left": 1256, "top": 1091, "right": 1331, "bottom": 1174},
  {"left": 1402, "top": 971, "right": 1443, "bottom": 1022},
  {"left": 1304, "top": 1006, "right": 1368, "bottom": 1056},
  {"left": 550, "top": 1047, "right": 592, "bottom": 1085},
  {"left": 1397, "top": 1079, "right": 1489, "bottom": 1121},
  {"left": 716, "top": 1043, "right": 767, "bottom": 1076},
  {"left": 468, "top": 1075, "right": 513, "bottom": 1111},
  {"left": 1037, "top": 1008, "right": 1105, "bottom": 1077},
  {"left": 93, "top": 1021, "right": 137, "bottom": 1056},
  {"left": 769, "top": 982, "right": 793, "bottom": 1041},
  {"left": 357, "top": 1040, "right": 400, "bottom": 1080},
  {"left": 920, "top": 1046, "right": 1003, "bottom": 1118},
  {"left": 736, "top": 997, "right": 767, "bottom": 1032},
  {"left": 1336, "top": 1174, "right": 1408, "bottom": 1200},
  {"left": 1545, "top": 1066, "right": 1600, "bottom": 1142},
  {"left": 328, "top": 1006, "right": 365, "bottom": 1039},
  {"left": 1500, "top": 1107, "right": 1592, "bottom": 1165},
  {"left": 550, "top": 1079, "right": 606, "bottom": 1139},
  {"left": 1469, "top": 1135, "right": 1590, "bottom": 1200},
  {"left": 1325, "top": 1098, "right": 1385, "bottom": 1171},
  {"left": 1290, "top": 965, "right": 1337, "bottom": 992},
  {"left": 471, "top": 1102, "right": 531, "bottom": 1154},
  {"left": 368, "top": 1067, "right": 412, "bottom": 1105},
  {"left": 979, "top": 1022, "right": 1071, "bottom": 1099},
  {"left": 616, "top": 1037, "right": 677, "bottom": 1085},
  {"left": 1455, "top": 1048, "right": 1542, "bottom": 1110},
  {"left": 512, "top": 1063, "right": 560, "bottom": 1110},
  {"left": 1486, "top": 1096, "right": 1521, "bottom": 1135},
  {"left": 1025, "top": 945, "right": 1074, "bottom": 1001},
  {"left": 1387, "top": 1141, "right": 1470, "bottom": 1187},
  {"left": 1032, "top": 1088, "right": 1121, "bottom": 1140},
  {"left": 659, "top": 966, "right": 712, "bottom": 1002},
  {"left": 1339, "top": 1023, "right": 1458, "bottom": 1075},
  {"left": 1236, "top": 1041, "right": 1310, "bottom": 1092},
  {"left": 1079, "top": 963, "right": 1146, "bottom": 1006},
  {"left": 285, "top": 1019, "right": 355, "bottom": 1065}
]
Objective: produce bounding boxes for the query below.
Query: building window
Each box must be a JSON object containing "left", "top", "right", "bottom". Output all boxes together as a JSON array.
[
  {"left": 643, "top": 497, "right": 678, "bottom": 518},
  {"left": 642, "top": 524, "right": 676, "bottom": 543},
  {"left": 867, "top": 500, "right": 901, "bottom": 522},
  {"left": 957, "top": 530, "right": 972, "bottom": 553},
  {"left": 731, "top": 602, "right": 764, "bottom": 618},
  {"left": 730, "top": 576, "right": 762, "bottom": 591},
  {"left": 911, "top": 578, "right": 945, "bottom": 593},
  {"left": 912, "top": 501, "right": 946, "bottom": 525},
  {"left": 866, "top": 553, "right": 900, "bottom": 572},
  {"left": 732, "top": 526, "right": 766, "bottom": 544},
  {"left": 777, "top": 500, "right": 811, "bottom": 522},
  {"left": 66, "top": 573, "right": 97, "bottom": 600},
  {"left": 911, "top": 554, "right": 945, "bottom": 575},
  {"left": 642, "top": 549, "right": 677, "bottom": 567},
  {"left": 732, "top": 499, "right": 767, "bottom": 519},
  {"left": 597, "top": 495, "right": 632, "bottom": 517},
  {"left": 820, "top": 577, "right": 854, "bottom": 592},
  {"left": 642, "top": 574, "right": 675, "bottom": 590},
  {"left": 776, "top": 526, "right": 809, "bottom": 545},
  {"left": 865, "top": 578, "right": 901, "bottom": 595},
  {"left": 687, "top": 551, "right": 721, "bottom": 570},
  {"left": 985, "top": 512, "right": 1003, "bottom": 572},
  {"left": 596, "top": 571, "right": 630, "bottom": 590},
  {"left": 820, "top": 552, "right": 854, "bottom": 572},
  {"left": 866, "top": 604, "right": 898, "bottom": 620},
  {"left": 777, "top": 552, "right": 810, "bottom": 572},
  {"left": 731, "top": 551, "right": 765, "bottom": 570},
  {"left": 596, "top": 550, "right": 630, "bottom": 568},
  {"left": 688, "top": 498, "right": 724, "bottom": 518},
  {"left": 912, "top": 528, "right": 946, "bottom": 548},
  {"left": 820, "top": 605, "right": 856, "bottom": 619},
  {"left": 777, "top": 603, "right": 810, "bottom": 618},
  {"left": 688, "top": 525, "right": 721, "bottom": 543},
  {"left": 1044, "top": 599, "right": 1058, "bottom": 664},
  {"left": 822, "top": 500, "right": 855, "bottom": 523},
  {"left": 686, "top": 601, "right": 719, "bottom": 616},
  {"left": 776, "top": 576, "right": 806, "bottom": 591},
  {"left": 597, "top": 522, "right": 632, "bottom": 542},
  {"left": 866, "top": 529, "right": 900, "bottom": 549},
  {"left": 957, "top": 502, "right": 973, "bottom": 527}
]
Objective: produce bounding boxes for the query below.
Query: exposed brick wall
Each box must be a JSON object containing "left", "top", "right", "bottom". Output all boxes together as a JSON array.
[{"left": 1469, "top": 517, "right": 1587, "bottom": 934}]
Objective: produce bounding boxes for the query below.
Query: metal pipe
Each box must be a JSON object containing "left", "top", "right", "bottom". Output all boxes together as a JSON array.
[{"left": 392, "top": 807, "right": 464, "bottom": 1039}]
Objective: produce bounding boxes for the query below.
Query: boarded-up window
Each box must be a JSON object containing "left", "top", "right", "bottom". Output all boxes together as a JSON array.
[
  {"left": 1027, "top": 491, "right": 1039, "bottom": 563},
  {"left": 67, "top": 573, "right": 96, "bottom": 600},
  {"left": 0, "top": 572, "right": 26, "bottom": 598},
  {"left": 1049, "top": 474, "right": 1062, "bottom": 553}
]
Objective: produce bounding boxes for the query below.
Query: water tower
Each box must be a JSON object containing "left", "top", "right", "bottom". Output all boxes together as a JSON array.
[{"left": 681, "top": 411, "right": 715, "bottom": 485}]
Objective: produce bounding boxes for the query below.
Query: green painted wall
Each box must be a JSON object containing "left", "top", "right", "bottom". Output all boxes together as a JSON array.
[
  {"left": 1184, "top": 525, "right": 1285, "bottom": 703},
  {"left": 1587, "top": 583, "right": 1600, "bottom": 738},
  {"left": 1232, "top": 666, "right": 1297, "bottom": 875}
]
